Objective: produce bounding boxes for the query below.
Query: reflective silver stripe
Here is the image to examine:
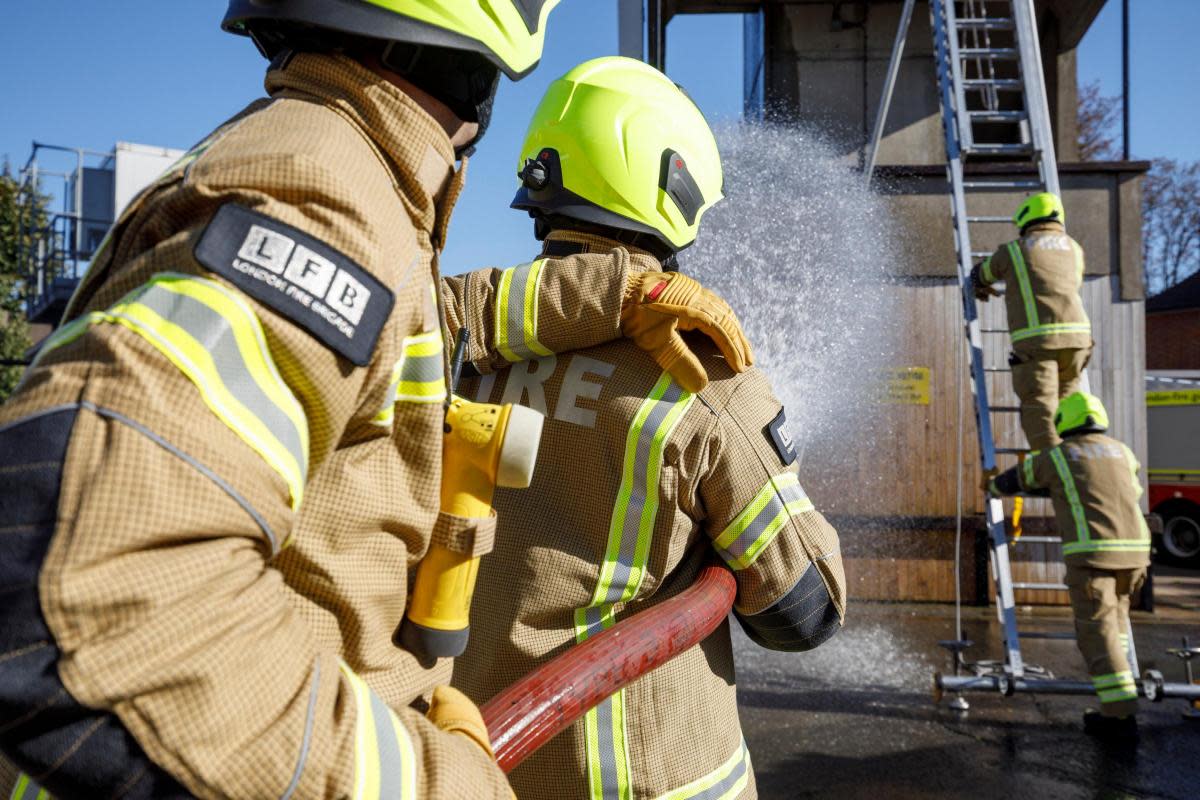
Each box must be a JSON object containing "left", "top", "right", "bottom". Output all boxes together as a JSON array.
[
  {"left": 654, "top": 739, "right": 751, "bottom": 800},
  {"left": 9, "top": 774, "right": 48, "bottom": 800},
  {"left": 496, "top": 261, "right": 551, "bottom": 362},
  {"left": 723, "top": 479, "right": 810, "bottom": 562},
  {"left": 603, "top": 380, "right": 688, "bottom": 602},
  {"left": 134, "top": 285, "right": 307, "bottom": 482},
  {"left": 80, "top": 402, "right": 282, "bottom": 554},
  {"left": 594, "top": 679, "right": 622, "bottom": 800},
  {"left": 371, "top": 691, "right": 406, "bottom": 800},
  {"left": 281, "top": 662, "right": 321, "bottom": 800},
  {"left": 397, "top": 350, "right": 443, "bottom": 388}
]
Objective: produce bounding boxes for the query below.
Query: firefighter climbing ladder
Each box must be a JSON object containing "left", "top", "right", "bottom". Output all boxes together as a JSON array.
[{"left": 869, "top": 0, "right": 1200, "bottom": 708}]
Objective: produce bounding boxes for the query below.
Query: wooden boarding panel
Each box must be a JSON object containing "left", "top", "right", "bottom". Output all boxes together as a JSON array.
[{"left": 836, "top": 518, "right": 981, "bottom": 603}]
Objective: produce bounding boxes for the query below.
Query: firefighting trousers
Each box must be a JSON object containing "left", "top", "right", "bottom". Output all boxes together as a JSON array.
[
  {"left": 1010, "top": 346, "right": 1092, "bottom": 450},
  {"left": 1064, "top": 565, "right": 1147, "bottom": 718}
]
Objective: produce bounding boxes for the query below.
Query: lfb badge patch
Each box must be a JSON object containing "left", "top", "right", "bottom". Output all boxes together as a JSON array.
[
  {"left": 194, "top": 204, "right": 393, "bottom": 366},
  {"left": 765, "top": 408, "right": 797, "bottom": 466}
]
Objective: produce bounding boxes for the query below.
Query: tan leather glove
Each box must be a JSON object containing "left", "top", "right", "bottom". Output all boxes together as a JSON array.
[
  {"left": 980, "top": 467, "right": 1000, "bottom": 495},
  {"left": 427, "top": 686, "right": 516, "bottom": 799},
  {"left": 427, "top": 685, "right": 495, "bottom": 757},
  {"left": 621, "top": 271, "right": 754, "bottom": 393}
]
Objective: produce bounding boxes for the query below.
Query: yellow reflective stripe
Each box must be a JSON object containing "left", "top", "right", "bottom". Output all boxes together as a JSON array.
[
  {"left": 1098, "top": 686, "right": 1138, "bottom": 703},
  {"left": 1022, "top": 456, "right": 1037, "bottom": 489},
  {"left": 1050, "top": 448, "right": 1090, "bottom": 546},
  {"left": 395, "top": 330, "right": 446, "bottom": 403},
  {"left": 576, "top": 371, "right": 694, "bottom": 800},
  {"left": 593, "top": 373, "right": 695, "bottom": 605},
  {"left": 714, "top": 473, "right": 814, "bottom": 571},
  {"left": 41, "top": 273, "right": 308, "bottom": 508},
  {"left": 339, "top": 662, "right": 416, "bottom": 800},
  {"left": 371, "top": 330, "right": 447, "bottom": 426},
  {"left": 653, "top": 738, "right": 752, "bottom": 800},
  {"left": 1092, "top": 670, "right": 1135, "bottom": 689},
  {"left": 1008, "top": 241, "right": 1040, "bottom": 330},
  {"left": 575, "top": 605, "right": 630, "bottom": 800},
  {"left": 980, "top": 257, "right": 995, "bottom": 284},
  {"left": 8, "top": 774, "right": 50, "bottom": 800},
  {"left": 1010, "top": 322, "right": 1092, "bottom": 343},
  {"left": 494, "top": 260, "right": 552, "bottom": 362},
  {"left": 1062, "top": 538, "right": 1151, "bottom": 555}
]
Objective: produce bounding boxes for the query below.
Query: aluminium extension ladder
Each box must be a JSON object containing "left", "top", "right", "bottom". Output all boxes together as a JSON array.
[
  {"left": 867, "top": 0, "right": 1147, "bottom": 702},
  {"left": 927, "top": 0, "right": 1149, "bottom": 698}
]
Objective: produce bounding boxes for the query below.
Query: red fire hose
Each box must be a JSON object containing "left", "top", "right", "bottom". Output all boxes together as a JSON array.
[{"left": 480, "top": 563, "right": 738, "bottom": 773}]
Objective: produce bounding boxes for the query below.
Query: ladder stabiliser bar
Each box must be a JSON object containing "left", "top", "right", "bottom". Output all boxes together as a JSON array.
[{"left": 936, "top": 670, "right": 1200, "bottom": 703}]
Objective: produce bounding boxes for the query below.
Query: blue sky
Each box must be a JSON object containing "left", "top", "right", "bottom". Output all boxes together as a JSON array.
[{"left": 1, "top": 1, "right": 1195, "bottom": 274}]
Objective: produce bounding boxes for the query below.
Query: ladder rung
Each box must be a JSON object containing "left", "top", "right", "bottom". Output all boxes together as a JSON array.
[
  {"left": 963, "top": 78, "right": 1023, "bottom": 90},
  {"left": 1013, "top": 536, "right": 1063, "bottom": 544},
  {"left": 980, "top": 328, "right": 1009, "bottom": 334},
  {"left": 983, "top": 367, "right": 1011, "bottom": 373},
  {"left": 1012, "top": 582, "right": 1068, "bottom": 591},
  {"left": 959, "top": 48, "right": 1018, "bottom": 59},
  {"left": 971, "top": 250, "right": 992, "bottom": 259},
  {"left": 1019, "top": 631, "right": 1075, "bottom": 641},
  {"left": 989, "top": 406, "right": 1021, "bottom": 412},
  {"left": 995, "top": 447, "right": 1031, "bottom": 455},
  {"left": 956, "top": 18, "right": 1015, "bottom": 31},
  {"left": 967, "top": 215, "right": 1013, "bottom": 223},
  {"left": 967, "top": 144, "right": 1034, "bottom": 155},
  {"left": 963, "top": 180, "right": 1043, "bottom": 190},
  {"left": 968, "top": 110, "right": 1028, "bottom": 123}
]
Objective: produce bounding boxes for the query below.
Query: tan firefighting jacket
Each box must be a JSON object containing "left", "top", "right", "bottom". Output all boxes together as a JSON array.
[
  {"left": 976, "top": 221, "right": 1092, "bottom": 352},
  {"left": 996, "top": 432, "right": 1151, "bottom": 569},
  {"left": 0, "top": 54, "right": 628, "bottom": 800},
  {"left": 447, "top": 230, "right": 847, "bottom": 800}
]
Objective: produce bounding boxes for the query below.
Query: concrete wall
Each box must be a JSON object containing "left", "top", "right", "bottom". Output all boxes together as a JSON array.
[
  {"left": 875, "top": 162, "right": 1148, "bottom": 298},
  {"left": 753, "top": 0, "right": 1093, "bottom": 165}
]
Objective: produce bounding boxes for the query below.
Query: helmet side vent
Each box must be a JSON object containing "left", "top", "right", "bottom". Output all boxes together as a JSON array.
[{"left": 659, "top": 150, "right": 703, "bottom": 226}]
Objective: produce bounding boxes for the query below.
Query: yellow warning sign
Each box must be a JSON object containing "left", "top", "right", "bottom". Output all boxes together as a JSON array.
[
  {"left": 1147, "top": 390, "right": 1200, "bottom": 406},
  {"left": 879, "top": 367, "right": 931, "bottom": 405}
]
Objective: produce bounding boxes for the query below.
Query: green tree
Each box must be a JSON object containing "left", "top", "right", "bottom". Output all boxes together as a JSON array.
[{"left": 0, "top": 161, "right": 48, "bottom": 400}]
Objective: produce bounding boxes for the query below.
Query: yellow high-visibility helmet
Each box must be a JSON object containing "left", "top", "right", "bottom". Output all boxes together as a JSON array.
[
  {"left": 1055, "top": 391, "right": 1109, "bottom": 436},
  {"left": 1013, "top": 192, "right": 1065, "bottom": 230},
  {"left": 511, "top": 56, "right": 724, "bottom": 256},
  {"left": 222, "top": 0, "right": 560, "bottom": 79}
]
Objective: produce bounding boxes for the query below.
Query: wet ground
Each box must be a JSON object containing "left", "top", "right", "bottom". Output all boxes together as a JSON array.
[{"left": 734, "top": 579, "right": 1200, "bottom": 799}]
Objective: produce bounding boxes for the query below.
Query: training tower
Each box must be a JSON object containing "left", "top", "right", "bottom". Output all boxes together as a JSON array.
[{"left": 623, "top": 0, "right": 1149, "bottom": 606}]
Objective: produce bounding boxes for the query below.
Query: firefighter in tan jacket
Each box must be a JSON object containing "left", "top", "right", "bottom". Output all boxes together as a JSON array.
[
  {"left": 988, "top": 392, "right": 1150, "bottom": 740},
  {"left": 447, "top": 58, "right": 846, "bottom": 800},
  {"left": 970, "top": 192, "right": 1092, "bottom": 450},
  {"left": 0, "top": 6, "right": 755, "bottom": 799}
]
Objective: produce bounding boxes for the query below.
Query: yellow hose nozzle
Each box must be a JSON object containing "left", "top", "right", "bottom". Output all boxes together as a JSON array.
[{"left": 399, "top": 397, "right": 543, "bottom": 661}]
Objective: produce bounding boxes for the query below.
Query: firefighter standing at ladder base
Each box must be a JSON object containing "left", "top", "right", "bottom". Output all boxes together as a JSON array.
[
  {"left": 970, "top": 192, "right": 1092, "bottom": 451},
  {"left": 988, "top": 392, "right": 1151, "bottom": 740},
  {"left": 443, "top": 57, "right": 845, "bottom": 800},
  {"left": 0, "top": 4, "right": 755, "bottom": 797}
]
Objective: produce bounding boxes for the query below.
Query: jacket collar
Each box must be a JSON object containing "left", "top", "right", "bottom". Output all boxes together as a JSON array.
[
  {"left": 540, "top": 229, "right": 664, "bottom": 273},
  {"left": 1022, "top": 220, "right": 1066, "bottom": 236},
  {"left": 265, "top": 52, "right": 459, "bottom": 246}
]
